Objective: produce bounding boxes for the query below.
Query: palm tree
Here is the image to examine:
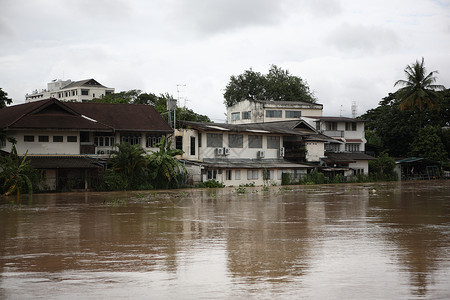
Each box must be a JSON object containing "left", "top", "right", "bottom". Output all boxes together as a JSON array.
[
  {"left": 1, "top": 144, "right": 33, "bottom": 200},
  {"left": 147, "top": 136, "right": 187, "bottom": 189},
  {"left": 110, "top": 142, "right": 148, "bottom": 189},
  {"left": 394, "top": 57, "right": 445, "bottom": 112}
]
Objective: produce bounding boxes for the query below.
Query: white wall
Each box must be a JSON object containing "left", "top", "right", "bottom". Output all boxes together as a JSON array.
[
  {"left": 349, "top": 161, "right": 369, "bottom": 175},
  {"left": 305, "top": 141, "right": 324, "bottom": 162},
  {"left": 9, "top": 131, "right": 81, "bottom": 155}
]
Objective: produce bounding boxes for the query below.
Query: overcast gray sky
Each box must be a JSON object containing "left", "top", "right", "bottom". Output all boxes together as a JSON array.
[{"left": 1, "top": 0, "right": 449, "bottom": 122}]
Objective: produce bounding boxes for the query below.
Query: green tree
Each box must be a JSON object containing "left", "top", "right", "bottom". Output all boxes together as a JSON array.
[
  {"left": 223, "top": 64, "right": 316, "bottom": 107},
  {"left": 0, "top": 143, "right": 34, "bottom": 199},
  {"left": 147, "top": 136, "right": 187, "bottom": 189},
  {"left": 109, "top": 142, "right": 148, "bottom": 189},
  {"left": 369, "top": 152, "right": 397, "bottom": 180},
  {"left": 0, "top": 88, "right": 12, "bottom": 109},
  {"left": 394, "top": 57, "right": 445, "bottom": 114},
  {"left": 410, "top": 126, "right": 448, "bottom": 162}
]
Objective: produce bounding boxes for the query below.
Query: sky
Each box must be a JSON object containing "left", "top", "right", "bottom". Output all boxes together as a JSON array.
[{"left": 1, "top": 0, "right": 450, "bottom": 122}]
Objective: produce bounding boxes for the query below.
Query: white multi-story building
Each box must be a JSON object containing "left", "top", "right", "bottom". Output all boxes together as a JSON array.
[
  {"left": 174, "top": 120, "right": 331, "bottom": 186},
  {"left": 227, "top": 99, "right": 323, "bottom": 124},
  {"left": 25, "top": 79, "right": 114, "bottom": 103}
]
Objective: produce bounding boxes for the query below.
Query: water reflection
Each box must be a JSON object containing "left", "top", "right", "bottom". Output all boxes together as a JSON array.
[{"left": 1, "top": 181, "right": 450, "bottom": 299}]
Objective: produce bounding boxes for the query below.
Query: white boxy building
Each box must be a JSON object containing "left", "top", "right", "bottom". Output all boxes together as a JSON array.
[
  {"left": 25, "top": 79, "right": 114, "bottom": 103},
  {"left": 174, "top": 120, "right": 332, "bottom": 186}
]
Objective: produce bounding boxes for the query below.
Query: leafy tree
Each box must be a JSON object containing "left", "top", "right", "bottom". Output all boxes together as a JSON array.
[
  {"left": 394, "top": 58, "right": 445, "bottom": 127},
  {"left": 0, "top": 88, "right": 12, "bottom": 109},
  {"left": 223, "top": 64, "right": 316, "bottom": 107},
  {"left": 147, "top": 136, "right": 187, "bottom": 189},
  {"left": 410, "top": 126, "right": 448, "bottom": 162},
  {"left": 92, "top": 89, "right": 142, "bottom": 104},
  {"left": 109, "top": 142, "right": 148, "bottom": 189},
  {"left": 0, "top": 143, "right": 34, "bottom": 199},
  {"left": 369, "top": 152, "right": 397, "bottom": 180}
]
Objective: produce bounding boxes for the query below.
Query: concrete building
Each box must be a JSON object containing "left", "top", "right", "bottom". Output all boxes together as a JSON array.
[{"left": 25, "top": 79, "right": 114, "bottom": 103}]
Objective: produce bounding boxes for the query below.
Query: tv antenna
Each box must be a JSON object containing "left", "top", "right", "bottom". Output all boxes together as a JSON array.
[{"left": 351, "top": 101, "right": 357, "bottom": 118}]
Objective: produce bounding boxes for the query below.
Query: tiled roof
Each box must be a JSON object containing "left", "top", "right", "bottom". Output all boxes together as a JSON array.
[
  {"left": 25, "top": 156, "right": 103, "bottom": 169},
  {"left": 0, "top": 98, "right": 172, "bottom": 133},
  {"left": 322, "top": 152, "right": 375, "bottom": 163},
  {"left": 62, "top": 79, "right": 109, "bottom": 89}
]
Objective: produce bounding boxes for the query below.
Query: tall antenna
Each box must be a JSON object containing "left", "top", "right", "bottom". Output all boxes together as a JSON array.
[
  {"left": 351, "top": 101, "right": 357, "bottom": 118},
  {"left": 176, "top": 84, "right": 186, "bottom": 107}
]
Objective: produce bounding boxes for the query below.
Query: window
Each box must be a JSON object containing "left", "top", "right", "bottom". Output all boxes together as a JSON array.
[
  {"left": 190, "top": 136, "right": 196, "bottom": 155},
  {"left": 235, "top": 170, "right": 241, "bottom": 180},
  {"left": 247, "top": 170, "right": 259, "bottom": 180},
  {"left": 67, "top": 136, "right": 77, "bottom": 142},
  {"left": 228, "top": 134, "right": 243, "bottom": 148},
  {"left": 325, "top": 143, "right": 340, "bottom": 152},
  {"left": 263, "top": 169, "right": 273, "bottom": 180},
  {"left": 81, "top": 89, "right": 89, "bottom": 96},
  {"left": 24, "top": 135, "right": 35, "bottom": 142},
  {"left": 267, "top": 136, "right": 280, "bottom": 149},
  {"left": 345, "top": 122, "right": 357, "bottom": 131},
  {"left": 198, "top": 132, "right": 202, "bottom": 147},
  {"left": 53, "top": 136, "right": 63, "bottom": 142},
  {"left": 176, "top": 136, "right": 183, "bottom": 150},
  {"left": 146, "top": 135, "right": 161, "bottom": 148},
  {"left": 266, "top": 110, "right": 282, "bottom": 118},
  {"left": 345, "top": 143, "right": 360, "bottom": 152},
  {"left": 242, "top": 111, "right": 251, "bottom": 120},
  {"left": 325, "top": 122, "right": 337, "bottom": 131},
  {"left": 207, "top": 170, "right": 217, "bottom": 180},
  {"left": 231, "top": 112, "right": 240, "bottom": 121},
  {"left": 0, "top": 139, "right": 5, "bottom": 148},
  {"left": 286, "top": 110, "right": 301, "bottom": 118},
  {"left": 95, "top": 136, "right": 115, "bottom": 147},
  {"left": 39, "top": 136, "right": 49, "bottom": 142},
  {"left": 207, "top": 133, "right": 223, "bottom": 147},
  {"left": 226, "top": 170, "right": 232, "bottom": 180},
  {"left": 248, "top": 135, "right": 262, "bottom": 148},
  {"left": 121, "top": 134, "right": 141, "bottom": 145}
]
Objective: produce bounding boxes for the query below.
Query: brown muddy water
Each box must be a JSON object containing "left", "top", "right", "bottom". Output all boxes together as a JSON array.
[{"left": 1, "top": 181, "right": 450, "bottom": 299}]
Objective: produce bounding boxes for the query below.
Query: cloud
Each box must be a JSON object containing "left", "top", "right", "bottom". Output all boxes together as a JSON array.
[{"left": 327, "top": 23, "right": 400, "bottom": 55}]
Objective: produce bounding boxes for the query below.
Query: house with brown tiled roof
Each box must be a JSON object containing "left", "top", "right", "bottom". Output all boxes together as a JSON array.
[{"left": 0, "top": 98, "right": 172, "bottom": 190}]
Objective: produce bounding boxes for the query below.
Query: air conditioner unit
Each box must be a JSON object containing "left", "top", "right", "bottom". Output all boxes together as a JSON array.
[
  {"left": 216, "top": 147, "right": 224, "bottom": 155},
  {"left": 279, "top": 147, "right": 285, "bottom": 157},
  {"left": 224, "top": 147, "right": 230, "bottom": 156},
  {"left": 258, "top": 150, "right": 265, "bottom": 158}
]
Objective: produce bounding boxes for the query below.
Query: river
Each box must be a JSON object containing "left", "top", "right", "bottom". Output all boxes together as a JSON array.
[{"left": 1, "top": 180, "right": 449, "bottom": 299}]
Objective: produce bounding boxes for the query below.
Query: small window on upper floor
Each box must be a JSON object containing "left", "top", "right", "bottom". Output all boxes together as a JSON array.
[
  {"left": 242, "top": 111, "right": 251, "bottom": 120},
  {"left": 231, "top": 112, "right": 240, "bottom": 121},
  {"left": 266, "top": 110, "right": 282, "bottom": 118},
  {"left": 81, "top": 89, "right": 89, "bottom": 96},
  {"left": 39, "top": 136, "right": 49, "bottom": 142},
  {"left": 67, "top": 136, "right": 78, "bottom": 143},
  {"left": 53, "top": 136, "right": 63, "bottom": 142},
  {"left": 345, "top": 122, "right": 357, "bottom": 131},
  {"left": 325, "top": 122, "right": 337, "bottom": 131},
  {"left": 285, "top": 110, "right": 301, "bottom": 118},
  {"left": 24, "top": 135, "right": 35, "bottom": 142}
]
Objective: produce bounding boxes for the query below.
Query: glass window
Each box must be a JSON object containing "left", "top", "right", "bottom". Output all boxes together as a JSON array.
[
  {"left": 228, "top": 134, "right": 243, "bottom": 148},
  {"left": 198, "top": 133, "right": 202, "bottom": 147},
  {"left": 24, "top": 135, "right": 35, "bottom": 142},
  {"left": 38, "top": 136, "right": 49, "bottom": 142},
  {"left": 267, "top": 136, "right": 280, "bottom": 149},
  {"left": 345, "top": 122, "right": 357, "bottom": 131},
  {"left": 266, "top": 110, "right": 282, "bottom": 118},
  {"left": 286, "top": 110, "right": 301, "bottom": 118},
  {"left": 53, "top": 136, "right": 63, "bottom": 142},
  {"left": 263, "top": 169, "right": 274, "bottom": 180},
  {"left": 67, "top": 136, "right": 77, "bottom": 142},
  {"left": 226, "top": 170, "right": 232, "bottom": 180},
  {"left": 326, "top": 122, "right": 337, "bottom": 131},
  {"left": 190, "top": 136, "right": 196, "bottom": 155},
  {"left": 207, "top": 133, "right": 223, "bottom": 147},
  {"left": 345, "top": 143, "right": 360, "bottom": 152},
  {"left": 247, "top": 170, "right": 259, "bottom": 180},
  {"left": 146, "top": 135, "right": 162, "bottom": 148},
  {"left": 231, "top": 112, "right": 240, "bottom": 121},
  {"left": 248, "top": 135, "right": 262, "bottom": 148},
  {"left": 207, "top": 170, "right": 217, "bottom": 180},
  {"left": 242, "top": 111, "right": 251, "bottom": 120},
  {"left": 81, "top": 89, "right": 89, "bottom": 96},
  {"left": 176, "top": 136, "right": 183, "bottom": 150},
  {"left": 121, "top": 134, "right": 141, "bottom": 145}
]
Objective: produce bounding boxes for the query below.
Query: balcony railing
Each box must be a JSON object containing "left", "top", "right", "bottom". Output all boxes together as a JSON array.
[{"left": 322, "top": 130, "right": 344, "bottom": 137}]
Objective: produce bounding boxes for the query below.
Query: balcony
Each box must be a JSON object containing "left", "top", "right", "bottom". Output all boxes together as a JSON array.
[{"left": 322, "top": 130, "right": 344, "bottom": 137}]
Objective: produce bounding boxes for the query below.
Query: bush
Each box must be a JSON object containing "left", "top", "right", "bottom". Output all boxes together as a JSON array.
[{"left": 194, "top": 180, "right": 225, "bottom": 188}]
